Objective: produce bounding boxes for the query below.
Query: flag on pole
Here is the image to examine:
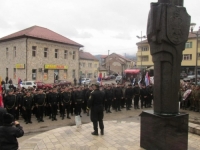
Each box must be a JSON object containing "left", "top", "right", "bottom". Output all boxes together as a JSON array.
[{"left": 145, "top": 72, "right": 150, "bottom": 86}]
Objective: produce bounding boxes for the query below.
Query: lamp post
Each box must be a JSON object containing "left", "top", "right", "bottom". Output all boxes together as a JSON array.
[
  {"left": 190, "top": 23, "right": 200, "bottom": 85},
  {"left": 108, "top": 50, "right": 110, "bottom": 75},
  {"left": 137, "top": 31, "right": 146, "bottom": 69}
]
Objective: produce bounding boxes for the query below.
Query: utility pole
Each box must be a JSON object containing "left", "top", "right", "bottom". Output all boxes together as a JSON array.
[{"left": 108, "top": 50, "right": 110, "bottom": 75}]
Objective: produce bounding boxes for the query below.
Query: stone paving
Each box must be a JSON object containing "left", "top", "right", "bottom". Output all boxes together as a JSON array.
[{"left": 19, "top": 120, "right": 200, "bottom": 150}]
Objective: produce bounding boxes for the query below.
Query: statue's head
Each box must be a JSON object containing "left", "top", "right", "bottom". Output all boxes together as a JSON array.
[{"left": 158, "top": 0, "right": 183, "bottom": 6}]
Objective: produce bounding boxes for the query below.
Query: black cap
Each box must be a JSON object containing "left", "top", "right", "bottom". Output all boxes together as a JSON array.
[{"left": 3, "top": 113, "right": 14, "bottom": 125}]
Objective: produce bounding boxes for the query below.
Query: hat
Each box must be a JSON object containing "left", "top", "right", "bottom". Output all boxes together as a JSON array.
[
  {"left": 3, "top": 113, "right": 14, "bottom": 125},
  {"left": 92, "top": 83, "right": 100, "bottom": 88}
]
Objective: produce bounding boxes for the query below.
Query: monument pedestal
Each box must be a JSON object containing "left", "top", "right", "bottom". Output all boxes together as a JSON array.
[{"left": 140, "top": 111, "right": 188, "bottom": 150}]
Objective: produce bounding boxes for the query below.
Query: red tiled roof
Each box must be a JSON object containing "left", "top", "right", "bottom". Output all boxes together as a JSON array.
[
  {"left": 136, "top": 32, "right": 197, "bottom": 45},
  {"left": 104, "top": 53, "right": 131, "bottom": 62},
  {"left": 0, "top": 25, "right": 83, "bottom": 47},
  {"left": 79, "top": 51, "right": 98, "bottom": 61},
  {"left": 101, "top": 55, "right": 108, "bottom": 58}
]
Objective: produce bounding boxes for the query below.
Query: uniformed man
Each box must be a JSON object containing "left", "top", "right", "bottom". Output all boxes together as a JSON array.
[
  {"left": 113, "top": 84, "right": 123, "bottom": 112},
  {"left": 125, "top": 84, "right": 133, "bottom": 110},
  {"left": 87, "top": 83, "right": 104, "bottom": 136},
  {"left": 74, "top": 87, "right": 84, "bottom": 116},
  {"left": 23, "top": 91, "right": 33, "bottom": 124},
  {"left": 146, "top": 84, "right": 153, "bottom": 108},
  {"left": 140, "top": 84, "right": 148, "bottom": 109},
  {"left": 16, "top": 89, "right": 24, "bottom": 120},
  {"left": 35, "top": 89, "right": 46, "bottom": 122},
  {"left": 4, "top": 89, "right": 18, "bottom": 120},
  {"left": 133, "top": 83, "right": 140, "bottom": 109},
  {"left": 105, "top": 85, "right": 113, "bottom": 113},
  {"left": 61, "top": 87, "right": 72, "bottom": 119},
  {"left": 85, "top": 86, "right": 93, "bottom": 116},
  {"left": 49, "top": 88, "right": 59, "bottom": 121}
]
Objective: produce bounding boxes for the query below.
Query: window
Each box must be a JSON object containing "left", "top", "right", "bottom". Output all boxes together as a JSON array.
[
  {"left": 6, "top": 68, "right": 8, "bottom": 78},
  {"left": 13, "top": 47, "right": 16, "bottom": 57},
  {"left": 198, "top": 53, "right": 200, "bottom": 60},
  {"left": 26, "top": 82, "right": 32, "bottom": 85},
  {"left": 88, "top": 73, "right": 92, "bottom": 78},
  {"left": 141, "top": 56, "right": 149, "bottom": 61},
  {"left": 32, "top": 69, "right": 37, "bottom": 80},
  {"left": 88, "top": 63, "right": 92, "bottom": 67},
  {"left": 43, "top": 69, "right": 48, "bottom": 81},
  {"left": 72, "top": 70, "right": 75, "bottom": 78},
  {"left": 64, "top": 50, "right": 68, "bottom": 59},
  {"left": 64, "top": 70, "right": 67, "bottom": 79},
  {"left": 55, "top": 49, "right": 59, "bottom": 58},
  {"left": 32, "top": 46, "right": 36, "bottom": 57},
  {"left": 82, "top": 63, "right": 85, "bottom": 67},
  {"left": 72, "top": 51, "right": 76, "bottom": 60},
  {"left": 44, "top": 48, "right": 48, "bottom": 58},
  {"left": 94, "top": 64, "right": 98, "bottom": 68},
  {"left": 183, "top": 54, "right": 192, "bottom": 60},
  {"left": 13, "top": 68, "right": 16, "bottom": 79},
  {"left": 6, "top": 48, "right": 8, "bottom": 58},
  {"left": 141, "top": 47, "right": 149, "bottom": 51},
  {"left": 185, "top": 42, "right": 192, "bottom": 48}
]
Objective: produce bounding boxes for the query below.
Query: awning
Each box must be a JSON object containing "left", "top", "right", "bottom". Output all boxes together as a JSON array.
[
  {"left": 147, "top": 66, "right": 154, "bottom": 70},
  {"left": 124, "top": 69, "right": 140, "bottom": 74}
]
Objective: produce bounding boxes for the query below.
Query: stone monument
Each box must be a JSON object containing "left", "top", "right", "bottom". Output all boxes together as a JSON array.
[{"left": 140, "top": 0, "right": 190, "bottom": 150}]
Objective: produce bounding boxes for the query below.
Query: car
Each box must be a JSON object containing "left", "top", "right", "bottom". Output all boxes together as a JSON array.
[
  {"left": 180, "top": 73, "right": 187, "bottom": 79},
  {"left": 53, "top": 80, "right": 71, "bottom": 87},
  {"left": 81, "top": 78, "right": 91, "bottom": 85},
  {"left": 109, "top": 75, "right": 115, "bottom": 79},
  {"left": 20, "top": 81, "right": 37, "bottom": 89},
  {"left": 35, "top": 81, "right": 53, "bottom": 89},
  {"left": 115, "top": 76, "right": 122, "bottom": 83},
  {"left": 102, "top": 76, "right": 111, "bottom": 80}
]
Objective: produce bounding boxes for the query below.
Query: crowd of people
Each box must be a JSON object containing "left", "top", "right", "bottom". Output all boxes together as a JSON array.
[{"left": 0, "top": 82, "right": 154, "bottom": 124}]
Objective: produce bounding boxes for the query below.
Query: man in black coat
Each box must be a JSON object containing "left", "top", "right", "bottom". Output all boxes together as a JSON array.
[
  {"left": 74, "top": 87, "right": 84, "bottom": 116},
  {"left": 0, "top": 113, "right": 24, "bottom": 150},
  {"left": 23, "top": 91, "right": 34, "bottom": 124},
  {"left": 133, "top": 83, "right": 140, "bottom": 109},
  {"left": 140, "top": 84, "right": 149, "bottom": 108},
  {"left": 0, "top": 107, "right": 7, "bottom": 126},
  {"left": 35, "top": 89, "right": 46, "bottom": 122},
  {"left": 87, "top": 83, "right": 104, "bottom": 136},
  {"left": 125, "top": 84, "right": 133, "bottom": 110},
  {"left": 105, "top": 86, "right": 113, "bottom": 113},
  {"left": 48, "top": 88, "right": 58, "bottom": 121},
  {"left": 113, "top": 84, "right": 123, "bottom": 112},
  {"left": 61, "top": 87, "right": 72, "bottom": 119}
]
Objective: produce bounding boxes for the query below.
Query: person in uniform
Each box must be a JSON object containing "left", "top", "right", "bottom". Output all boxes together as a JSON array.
[
  {"left": 87, "top": 83, "right": 104, "bottom": 136},
  {"left": 22, "top": 91, "right": 33, "bottom": 124},
  {"left": 140, "top": 84, "right": 148, "bottom": 109},
  {"left": 133, "top": 83, "right": 140, "bottom": 109},
  {"left": 74, "top": 87, "right": 84, "bottom": 116},
  {"left": 16, "top": 89, "right": 24, "bottom": 120},
  {"left": 146, "top": 84, "right": 153, "bottom": 108},
  {"left": 85, "top": 86, "right": 93, "bottom": 116},
  {"left": 125, "top": 84, "right": 133, "bottom": 110},
  {"left": 4, "top": 89, "right": 18, "bottom": 120},
  {"left": 49, "top": 88, "right": 59, "bottom": 121},
  {"left": 35, "top": 89, "right": 46, "bottom": 122},
  {"left": 61, "top": 87, "right": 72, "bottom": 119},
  {"left": 105, "top": 85, "right": 113, "bottom": 113},
  {"left": 113, "top": 84, "right": 123, "bottom": 112}
]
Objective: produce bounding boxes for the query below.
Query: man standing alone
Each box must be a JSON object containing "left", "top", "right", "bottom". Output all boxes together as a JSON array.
[{"left": 87, "top": 83, "right": 104, "bottom": 136}]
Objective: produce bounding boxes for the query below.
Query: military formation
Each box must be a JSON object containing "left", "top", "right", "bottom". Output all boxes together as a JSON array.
[{"left": 1, "top": 83, "right": 154, "bottom": 124}]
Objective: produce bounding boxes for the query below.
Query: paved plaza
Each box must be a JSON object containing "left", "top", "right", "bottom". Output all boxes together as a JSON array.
[{"left": 19, "top": 120, "right": 200, "bottom": 150}]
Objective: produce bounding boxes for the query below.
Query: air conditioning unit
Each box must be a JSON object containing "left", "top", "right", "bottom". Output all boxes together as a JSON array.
[{"left": 38, "top": 68, "right": 43, "bottom": 72}]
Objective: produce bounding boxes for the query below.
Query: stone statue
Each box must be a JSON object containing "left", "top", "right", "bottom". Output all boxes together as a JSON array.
[{"left": 147, "top": 0, "right": 190, "bottom": 115}]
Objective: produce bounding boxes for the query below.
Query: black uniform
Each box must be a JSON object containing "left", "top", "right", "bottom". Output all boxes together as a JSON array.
[
  {"left": 4, "top": 94, "right": 18, "bottom": 119},
  {"left": 105, "top": 88, "right": 113, "bottom": 113},
  {"left": 88, "top": 89, "right": 104, "bottom": 135},
  {"left": 49, "top": 92, "right": 58, "bottom": 121},
  {"left": 23, "top": 95, "right": 33, "bottom": 123},
  {"left": 113, "top": 87, "right": 123, "bottom": 111},
  {"left": 125, "top": 86, "right": 133, "bottom": 110},
  {"left": 16, "top": 92, "right": 24, "bottom": 120},
  {"left": 75, "top": 90, "right": 84, "bottom": 116},
  {"left": 35, "top": 93, "right": 46, "bottom": 122},
  {"left": 133, "top": 86, "right": 140, "bottom": 109},
  {"left": 61, "top": 91, "right": 71, "bottom": 119},
  {"left": 140, "top": 87, "right": 148, "bottom": 108},
  {"left": 146, "top": 85, "right": 153, "bottom": 108}
]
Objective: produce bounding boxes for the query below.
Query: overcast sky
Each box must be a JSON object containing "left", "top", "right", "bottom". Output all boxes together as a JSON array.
[{"left": 0, "top": 0, "right": 199, "bottom": 56}]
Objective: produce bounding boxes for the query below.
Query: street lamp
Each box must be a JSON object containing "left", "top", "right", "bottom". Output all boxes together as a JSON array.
[
  {"left": 190, "top": 23, "right": 200, "bottom": 85},
  {"left": 137, "top": 31, "right": 146, "bottom": 69}
]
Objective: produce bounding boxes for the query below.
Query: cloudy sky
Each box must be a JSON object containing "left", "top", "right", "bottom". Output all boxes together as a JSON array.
[{"left": 0, "top": 0, "right": 199, "bottom": 56}]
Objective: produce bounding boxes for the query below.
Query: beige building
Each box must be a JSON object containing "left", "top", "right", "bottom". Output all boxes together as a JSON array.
[
  {"left": 102, "top": 53, "right": 135, "bottom": 76},
  {"left": 79, "top": 51, "right": 99, "bottom": 79},
  {"left": 0, "top": 26, "right": 83, "bottom": 84},
  {"left": 136, "top": 32, "right": 199, "bottom": 75}
]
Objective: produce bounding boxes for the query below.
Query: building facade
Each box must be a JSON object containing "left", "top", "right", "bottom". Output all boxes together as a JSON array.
[
  {"left": 0, "top": 26, "right": 83, "bottom": 83},
  {"left": 136, "top": 32, "right": 199, "bottom": 75},
  {"left": 79, "top": 51, "right": 99, "bottom": 79},
  {"left": 102, "top": 53, "right": 135, "bottom": 75}
]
